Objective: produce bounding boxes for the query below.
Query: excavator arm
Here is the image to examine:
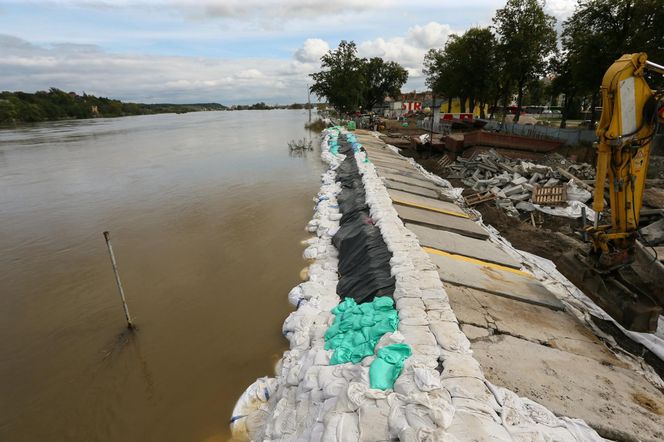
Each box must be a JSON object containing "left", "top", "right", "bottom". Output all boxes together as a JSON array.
[
  {"left": 559, "top": 53, "right": 664, "bottom": 332},
  {"left": 591, "top": 53, "right": 664, "bottom": 268}
]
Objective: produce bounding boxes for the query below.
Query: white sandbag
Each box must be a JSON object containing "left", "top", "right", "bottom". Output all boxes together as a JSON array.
[
  {"left": 442, "top": 377, "right": 499, "bottom": 410},
  {"left": 399, "top": 325, "right": 437, "bottom": 346},
  {"left": 441, "top": 354, "right": 484, "bottom": 379},
  {"left": 413, "top": 366, "right": 442, "bottom": 392},
  {"left": 358, "top": 400, "right": 391, "bottom": 442},
  {"left": 230, "top": 376, "right": 277, "bottom": 439},
  {"left": 429, "top": 322, "right": 471, "bottom": 353}
]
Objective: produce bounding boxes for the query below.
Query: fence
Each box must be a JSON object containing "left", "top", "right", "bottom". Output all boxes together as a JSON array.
[
  {"left": 416, "top": 118, "right": 597, "bottom": 146},
  {"left": 415, "top": 119, "right": 448, "bottom": 135},
  {"left": 483, "top": 120, "right": 597, "bottom": 146}
]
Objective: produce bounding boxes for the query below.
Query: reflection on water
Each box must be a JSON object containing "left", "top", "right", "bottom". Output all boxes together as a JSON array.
[{"left": 0, "top": 111, "right": 323, "bottom": 441}]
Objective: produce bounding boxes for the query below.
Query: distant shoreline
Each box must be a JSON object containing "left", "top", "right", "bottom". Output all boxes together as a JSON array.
[
  {"left": 0, "top": 88, "right": 228, "bottom": 126},
  {"left": 0, "top": 89, "right": 319, "bottom": 126}
]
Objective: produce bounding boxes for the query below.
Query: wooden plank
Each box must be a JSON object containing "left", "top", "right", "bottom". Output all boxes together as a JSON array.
[
  {"left": 532, "top": 186, "right": 567, "bottom": 206},
  {"left": 464, "top": 192, "right": 496, "bottom": 206},
  {"left": 557, "top": 167, "right": 594, "bottom": 192}
]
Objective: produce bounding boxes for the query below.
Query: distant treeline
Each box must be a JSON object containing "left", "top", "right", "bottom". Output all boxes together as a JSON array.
[
  {"left": 0, "top": 88, "right": 227, "bottom": 124},
  {"left": 229, "top": 102, "right": 317, "bottom": 111}
]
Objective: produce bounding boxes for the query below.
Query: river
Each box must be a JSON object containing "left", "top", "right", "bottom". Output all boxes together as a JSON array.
[{"left": 0, "top": 111, "right": 323, "bottom": 441}]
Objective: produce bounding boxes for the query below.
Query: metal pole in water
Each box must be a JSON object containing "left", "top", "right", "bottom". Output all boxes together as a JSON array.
[
  {"left": 307, "top": 84, "right": 312, "bottom": 124},
  {"left": 103, "top": 231, "right": 134, "bottom": 329}
]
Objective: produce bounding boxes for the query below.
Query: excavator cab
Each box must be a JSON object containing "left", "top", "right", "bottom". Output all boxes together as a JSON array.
[{"left": 559, "top": 53, "right": 664, "bottom": 332}]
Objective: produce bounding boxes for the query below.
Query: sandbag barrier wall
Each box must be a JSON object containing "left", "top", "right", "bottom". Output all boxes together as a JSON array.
[
  {"left": 350, "top": 131, "right": 605, "bottom": 440},
  {"left": 230, "top": 130, "right": 345, "bottom": 440},
  {"left": 230, "top": 128, "right": 603, "bottom": 441},
  {"left": 332, "top": 137, "right": 395, "bottom": 303}
]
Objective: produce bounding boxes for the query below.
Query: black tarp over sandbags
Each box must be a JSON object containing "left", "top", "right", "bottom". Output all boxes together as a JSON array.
[{"left": 332, "top": 139, "right": 395, "bottom": 303}]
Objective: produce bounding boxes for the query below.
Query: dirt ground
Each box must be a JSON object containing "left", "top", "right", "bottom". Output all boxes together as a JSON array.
[{"left": 405, "top": 148, "right": 664, "bottom": 378}]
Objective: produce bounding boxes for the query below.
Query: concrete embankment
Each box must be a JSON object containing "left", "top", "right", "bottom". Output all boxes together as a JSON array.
[{"left": 231, "top": 128, "right": 664, "bottom": 441}]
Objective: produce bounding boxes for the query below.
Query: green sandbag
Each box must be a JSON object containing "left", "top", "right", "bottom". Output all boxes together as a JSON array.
[
  {"left": 324, "top": 297, "right": 399, "bottom": 365},
  {"left": 369, "top": 343, "right": 412, "bottom": 390}
]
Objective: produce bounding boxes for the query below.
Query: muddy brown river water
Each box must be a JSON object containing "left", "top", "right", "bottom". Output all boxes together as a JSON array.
[{"left": 0, "top": 110, "right": 324, "bottom": 441}]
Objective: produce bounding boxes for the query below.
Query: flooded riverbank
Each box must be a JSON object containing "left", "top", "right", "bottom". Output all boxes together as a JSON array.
[{"left": 0, "top": 111, "right": 324, "bottom": 441}]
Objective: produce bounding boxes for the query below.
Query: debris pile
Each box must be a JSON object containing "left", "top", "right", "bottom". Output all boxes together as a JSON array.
[
  {"left": 288, "top": 138, "right": 314, "bottom": 151},
  {"left": 446, "top": 150, "right": 595, "bottom": 218}
]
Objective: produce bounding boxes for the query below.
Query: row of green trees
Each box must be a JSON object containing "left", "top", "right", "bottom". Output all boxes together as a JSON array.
[
  {"left": 229, "top": 102, "right": 315, "bottom": 110},
  {"left": 424, "top": 0, "right": 664, "bottom": 127},
  {"left": 0, "top": 88, "right": 227, "bottom": 124},
  {"left": 310, "top": 42, "right": 409, "bottom": 114}
]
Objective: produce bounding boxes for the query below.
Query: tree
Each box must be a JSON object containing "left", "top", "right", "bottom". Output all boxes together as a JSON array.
[
  {"left": 458, "top": 28, "right": 497, "bottom": 117},
  {"left": 423, "top": 48, "right": 459, "bottom": 112},
  {"left": 310, "top": 41, "right": 365, "bottom": 114},
  {"left": 423, "top": 28, "right": 496, "bottom": 116},
  {"left": 493, "top": 0, "right": 557, "bottom": 122},
  {"left": 361, "top": 57, "right": 408, "bottom": 111},
  {"left": 310, "top": 42, "right": 408, "bottom": 113},
  {"left": 550, "top": 55, "right": 577, "bottom": 128},
  {"left": 561, "top": 0, "right": 664, "bottom": 126}
]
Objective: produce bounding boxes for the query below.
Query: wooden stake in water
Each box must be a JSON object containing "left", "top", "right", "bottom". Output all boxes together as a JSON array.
[{"left": 103, "top": 231, "right": 134, "bottom": 329}]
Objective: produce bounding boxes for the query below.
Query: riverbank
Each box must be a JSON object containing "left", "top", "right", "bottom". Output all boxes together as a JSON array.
[{"left": 232, "top": 128, "right": 663, "bottom": 440}]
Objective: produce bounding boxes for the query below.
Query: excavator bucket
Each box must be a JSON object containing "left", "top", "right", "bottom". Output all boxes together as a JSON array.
[{"left": 558, "top": 247, "right": 663, "bottom": 332}]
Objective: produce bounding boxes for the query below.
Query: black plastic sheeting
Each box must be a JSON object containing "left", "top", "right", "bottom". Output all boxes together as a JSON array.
[{"left": 332, "top": 139, "right": 395, "bottom": 303}]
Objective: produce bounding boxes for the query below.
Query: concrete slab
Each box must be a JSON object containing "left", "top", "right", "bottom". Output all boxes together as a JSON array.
[
  {"left": 425, "top": 248, "right": 564, "bottom": 310},
  {"left": 380, "top": 173, "right": 442, "bottom": 191},
  {"left": 446, "top": 285, "right": 618, "bottom": 361},
  {"left": 472, "top": 335, "right": 664, "bottom": 442},
  {"left": 383, "top": 180, "right": 443, "bottom": 199},
  {"left": 375, "top": 166, "right": 427, "bottom": 182},
  {"left": 394, "top": 204, "right": 489, "bottom": 240},
  {"left": 444, "top": 285, "right": 489, "bottom": 328},
  {"left": 406, "top": 223, "right": 521, "bottom": 268},
  {"left": 363, "top": 150, "right": 403, "bottom": 159},
  {"left": 369, "top": 157, "right": 417, "bottom": 172},
  {"left": 367, "top": 152, "right": 415, "bottom": 167},
  {"left": 388, "top": 189, "right": 464, "bottom": 215}
]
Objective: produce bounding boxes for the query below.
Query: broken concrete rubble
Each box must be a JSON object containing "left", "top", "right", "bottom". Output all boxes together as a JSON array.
[{"left": 446, "top": 149, "right": 596, "bottom": 218}]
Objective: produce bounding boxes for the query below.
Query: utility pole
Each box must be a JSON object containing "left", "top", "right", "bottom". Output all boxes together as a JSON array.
[{"left": 103, "top": 231, "right": 134, "bottom": 329}]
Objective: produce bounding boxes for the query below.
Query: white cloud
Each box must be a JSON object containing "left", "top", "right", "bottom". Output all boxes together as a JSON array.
[
  {"left": 545, "top": 0, "right": 577, "bottom": 21},
  {"left": 202, "top": 0, "right": 376, "bottom": 18},
  {"left": 0, "top": 34, "right": 310, "bottom": 103},
  {"left": 0, "top": 17, "right": 462, "bottom": 102},
  {"left": 294, "top": 38, "right": 329, "bottom": 63},
  {"left": 408, "top": 22, "right": 455, "bottom": 49},
  {"left": 31, "top": 0, "right": 382, "bottom": 20},
  {"left": 358, "top": 21, "right": 460, "bottom": 90}
]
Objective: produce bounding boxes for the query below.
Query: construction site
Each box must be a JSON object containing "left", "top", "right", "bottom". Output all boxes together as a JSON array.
[{"left": 232, "top": 54, "right": 664, "bottom": 441}]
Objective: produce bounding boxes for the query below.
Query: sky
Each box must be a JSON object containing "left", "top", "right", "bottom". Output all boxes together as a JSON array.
[{"left": 0, "top": 0, "right": 577, "bottom": 104}]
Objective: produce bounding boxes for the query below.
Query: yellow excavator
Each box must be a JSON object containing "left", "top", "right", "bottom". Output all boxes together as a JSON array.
[{"left": 562, "top": 53, "right": 664, "bottom": 332}]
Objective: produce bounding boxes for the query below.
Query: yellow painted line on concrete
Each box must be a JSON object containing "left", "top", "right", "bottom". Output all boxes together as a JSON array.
[
  {"left": 422, "top": 246, "right": 531, "bottom": 277},
  {"left": 391, "top": 198, "right": 469, "bottom": 219}
]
